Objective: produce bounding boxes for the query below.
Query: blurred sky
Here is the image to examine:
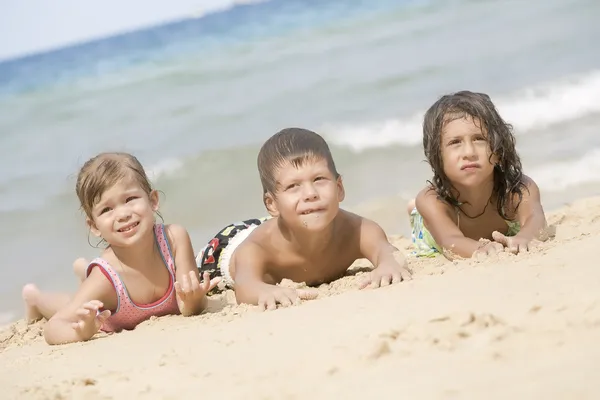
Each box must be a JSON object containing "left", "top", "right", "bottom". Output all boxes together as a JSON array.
[{"left": 0, "top": 0, "right": 235, "bottom": 61}]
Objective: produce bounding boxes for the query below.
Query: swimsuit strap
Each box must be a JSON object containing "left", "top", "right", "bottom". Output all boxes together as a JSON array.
[
  {"left": 154, "top": 224, "right": 176, "bottom": 277},
  {"left": 85, "top": 258, "right": 126, "bottom": 314}
]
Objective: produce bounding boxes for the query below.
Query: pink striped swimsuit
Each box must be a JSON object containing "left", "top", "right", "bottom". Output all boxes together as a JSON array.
[{"left": 85, "top": 224, "right": 180, "bottom": 333}]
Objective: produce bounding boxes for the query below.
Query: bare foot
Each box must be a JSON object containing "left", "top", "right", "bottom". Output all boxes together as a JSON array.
[
  {"left": 73, "top": 258, "right": 88, "bottom": 282},
  {"left": 22, "top": 284, "right": 43, "bottom": 323}
]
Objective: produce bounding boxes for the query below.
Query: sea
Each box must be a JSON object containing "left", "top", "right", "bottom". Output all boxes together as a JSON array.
[{"left": 1, "top": 0, "right": 599, "bottom": 325}]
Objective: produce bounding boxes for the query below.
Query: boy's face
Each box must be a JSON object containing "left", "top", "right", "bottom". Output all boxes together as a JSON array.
[
  {"left": 265, "top": 157, "right": 344, "bottom": 231},
  {"left": 441, "top": 116, "right": 497, "bottom": 188}
]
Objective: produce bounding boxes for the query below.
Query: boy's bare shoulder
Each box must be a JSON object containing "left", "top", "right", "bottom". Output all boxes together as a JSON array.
[
  {"left": 235, "top": 219, "right": 277, "bottom": 258},
  {"left": 336, "top": 209, "right": 366, "bottom": 229},
  {"left": 336, "top": 209, "right": 382, "bottom": 239}
]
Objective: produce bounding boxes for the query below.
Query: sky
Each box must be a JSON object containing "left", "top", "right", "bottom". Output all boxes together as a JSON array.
[{"left": 0, "top": 0, "right": 236, "bottom": 61}]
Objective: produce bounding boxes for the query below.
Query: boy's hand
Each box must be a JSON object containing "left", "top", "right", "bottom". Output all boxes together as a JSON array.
[
  {"left": 492, "top": 231, "right": 536, "bottom": 254},
  {"left": 361, "top": 258, "right": 412, "bottom": 289},
  {"left": 175, "top": 271, "right": 221, "bottom": 311},
  {"left": 71, "top": 300, "right": 110, "bottom": 340},
  {"left": 257, "top": 285, "right": 318, "bottom": 311}
]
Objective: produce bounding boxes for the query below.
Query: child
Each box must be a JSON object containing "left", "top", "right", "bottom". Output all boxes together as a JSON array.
[
  {"left": 196, "top": 128, "right": 412, "bottom": 311},
  {"left": 408, "top": 91, "right": 547, "bottom": 259},
  {"left": 22, "top": 152, "right": 220, "bottom": 345}
]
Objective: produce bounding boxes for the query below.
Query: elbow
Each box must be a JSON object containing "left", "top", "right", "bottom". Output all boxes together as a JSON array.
[
  {"left": 43, "top": 322, "right": 64, "bottom": 346},
  {"left": 233, "top": 283, "right": 257, "bottom": 306}
]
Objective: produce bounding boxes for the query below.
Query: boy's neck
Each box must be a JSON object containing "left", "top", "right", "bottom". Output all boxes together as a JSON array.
[
  {"left": 110, "top": 228, "right": 158, "bottom": 269},
  {"left": 453, "top": 180, "right": 495, "bottom": 214},
  {"left": 279, "top": 216, "right": 336, "bottom": 255}
]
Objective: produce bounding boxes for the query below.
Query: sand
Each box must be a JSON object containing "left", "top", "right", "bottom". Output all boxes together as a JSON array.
[{"left": 2, "top": 197, "right": 600, "bottom": 399}]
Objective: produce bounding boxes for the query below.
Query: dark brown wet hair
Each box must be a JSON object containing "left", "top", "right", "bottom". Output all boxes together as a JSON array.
[
  {"left": 422, "top": 91, "right": 527, "bottom": 219},
  {"left": 257, "top": 128, "right": 339, "bottom": 195},
  {"left": 76, "top": 152, "right": 153, "bottom": 219}
]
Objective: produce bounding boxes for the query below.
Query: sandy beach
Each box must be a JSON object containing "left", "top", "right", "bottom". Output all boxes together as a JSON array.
[{"left": 1, "top": 196, "right": 600, "bottom": 399}]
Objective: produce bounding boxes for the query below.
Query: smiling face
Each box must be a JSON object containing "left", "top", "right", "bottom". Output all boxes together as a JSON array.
[
  {"left": 441, "top": 115, "right": 497, "bottom": 189},
  {"left": 265, "top": 157, "right": 345, "bottom": 232},
  {"left": 88, "top": 175, "right": 159, "bottom": 247}
]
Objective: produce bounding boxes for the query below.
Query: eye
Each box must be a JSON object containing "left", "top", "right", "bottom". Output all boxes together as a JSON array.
[
  {"left": 99, "top": 207, "right": 111, "bottom": 215},
  {"left": 126, "top": 196, "right": 138, "bottom": 202},
  {"left": 448, "top": 139, "right": 460, "bottom": 146},
  {"left": 314, "top": 176, "right": 325, "bottom": 182},
  {"left": 285, "top": 183, "right": 299, "bottom": 191},
  {"left": 474, "top": 135, "right": 487, "bottom": 141}
]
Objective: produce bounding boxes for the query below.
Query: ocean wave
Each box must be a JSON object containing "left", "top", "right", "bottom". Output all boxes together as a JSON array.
[
  {"left": 326, "top": 70, "right": 600, "bottom": 151},
  {"left": 530, "top": 148, "right": 600, "bottom": 192}
]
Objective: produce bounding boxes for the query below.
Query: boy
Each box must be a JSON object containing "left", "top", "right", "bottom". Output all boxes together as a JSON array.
[{"left": 196, "top": 128, "right": 411, "bottom": 310}]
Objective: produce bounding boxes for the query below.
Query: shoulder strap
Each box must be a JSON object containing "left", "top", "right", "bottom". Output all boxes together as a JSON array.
[
  {"left": 154, "top": 224, "right": 176, "bottom": 275},
  {"left": 86, "top": 258, "right": 125, "bottom": 312}
]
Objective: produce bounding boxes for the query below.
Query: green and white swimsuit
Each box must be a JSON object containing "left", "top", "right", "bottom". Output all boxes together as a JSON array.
[{"left": 409, "top": 207, "right": 520, "bottom": 257}]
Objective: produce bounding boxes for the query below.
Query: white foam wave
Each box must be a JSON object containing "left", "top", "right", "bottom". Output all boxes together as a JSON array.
[
  {"left": 530, "top": 148, "right": 600, "bottom": 192},
  {"left": 327, "top": 70, "right": 600, "bottom": 151},
  {"left": 147, "top": 158, "right": 184, "bottom": 181}
]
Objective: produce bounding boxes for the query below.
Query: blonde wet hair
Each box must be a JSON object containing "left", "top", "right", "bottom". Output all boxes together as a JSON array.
[{"left": 75, "top": 152, "right": 153, "bottom": 219}]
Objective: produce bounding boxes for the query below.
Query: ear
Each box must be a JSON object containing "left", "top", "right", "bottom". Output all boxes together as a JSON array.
[
  {"left": 264, "top": 192, "right": 279, "bottom": 217},
  {"left": 87, "top": 217, "right": 101, "bottom": 238},
  {"left": 149, "top": 190, "right": 160, "bottom": 212},
  {"left": 336, "top": 175, "right": 345, "bottom": 203},
  {"left": 489, "top": 152, "right": 500, "bottom": 167}
]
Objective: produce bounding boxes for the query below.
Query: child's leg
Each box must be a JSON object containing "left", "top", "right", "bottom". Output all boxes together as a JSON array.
[
  {"left": 73, "top": 258, "right": 88, "bottom": 283},
  {"left": 22, "top": 284, "right": 72, "bottom": 323},
  {"left": 406, "top": 198, "right": 416, "bottom": 217}
]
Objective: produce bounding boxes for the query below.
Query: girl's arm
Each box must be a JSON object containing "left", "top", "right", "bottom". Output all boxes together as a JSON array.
[
  {"left": 416, "top": 188, "right": 493, "bottom": 260},
  {"left": 43, "top": 268, "right": 115, "bottom": 345},
  {"left": 167, "top": 224, "right": 219, "bottom": 316},
  {"left": 513, "top": 176, "right": 547, "bottom": 241}
]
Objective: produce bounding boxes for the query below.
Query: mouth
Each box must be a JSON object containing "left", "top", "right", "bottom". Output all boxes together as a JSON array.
[
  {"left": 300, "top": 208, "right": 325, "bottom": 215},
  {"left": 461, "top": 163, "right": 481, "bottom": 170},
  {"left": 118, "top": 222, "right": 139, "bottom": 232}
]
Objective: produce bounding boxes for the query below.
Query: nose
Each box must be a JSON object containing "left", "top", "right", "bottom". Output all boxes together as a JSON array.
[
  {"left": 115, "top": 205, "right": 131, "bottom": 221},
  {"left": 462, "top": 140, "right": 476, "bottom": 158},
  {"left": 302, "top": 183, "right": 319, "bottom": 201}
]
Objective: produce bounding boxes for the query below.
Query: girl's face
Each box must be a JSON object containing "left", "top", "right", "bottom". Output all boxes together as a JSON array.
[
  {"left": 88, "top": 176, "right": 159, "bottom": 248},
  {"left": 440, "top": 116, "right": 497, "bottom": 190}
]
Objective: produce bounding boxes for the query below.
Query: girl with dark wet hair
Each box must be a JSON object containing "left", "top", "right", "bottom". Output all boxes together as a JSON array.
[{"left": 408, "top": 91, "right": 547, "bottom": 259}]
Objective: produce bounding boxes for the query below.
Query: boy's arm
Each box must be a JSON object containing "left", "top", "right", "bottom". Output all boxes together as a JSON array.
[
  {"left": 167, "top": 224, "right": 220, "bottom": 316},
  {"left": 358, "top": 218, "right": 412, "bottom": 288},
  {"left": 233, "top": 243, "right": 318, "bottom": 309},
  {"left": 416, "top": 189, "right": 497, "bottom": 259},
  {"left": 231, "top": 242, "right": 271, "bottom": 305},
  {"left": 44, "top": 269, "right": 115, "bottom": 345}
]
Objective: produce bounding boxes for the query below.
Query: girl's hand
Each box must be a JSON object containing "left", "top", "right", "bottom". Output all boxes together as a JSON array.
[
  {"left": 71, "top": 300, "right": 110, "bottom": 340},
  {"left": 472, "top": 241, "right": 504, "bottom": 258},
  {"left": 492, "top": 231, "right": 536, "bottom": 254},
  {"left": 175, "top": 271, "right": 221, "bottom": 314}
]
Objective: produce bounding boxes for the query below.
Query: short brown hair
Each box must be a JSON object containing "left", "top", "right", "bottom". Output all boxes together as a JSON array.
[
  {"left": 76, "top": 152, "right": 153, "bottom": 219},
  {"left": 257, "top": 128, "right": 339, "bottom": 194}
]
